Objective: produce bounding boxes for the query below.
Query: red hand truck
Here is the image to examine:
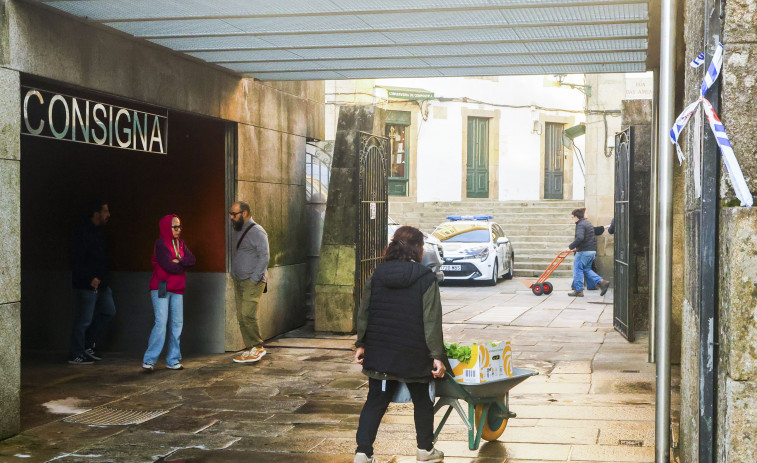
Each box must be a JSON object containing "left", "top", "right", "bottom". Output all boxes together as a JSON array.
[{"left": 521, "top": 250, "right": 572, "bottom": 296}]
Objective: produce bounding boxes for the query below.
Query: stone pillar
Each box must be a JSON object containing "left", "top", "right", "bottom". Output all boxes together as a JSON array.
[
  {"left": 315, "top": 106, "right": 384, "bottom": 333},
  {"left": 680, "top": 0, "right": 757, "bottom": 460},
  {"left": 714, "top": 5, "right": 757, "bottom": 458},
  {"left": 0, "top": 65, "right": 21, "bottom": 439},
  {"left": 584, "top": 74, "right": 624, "bottom": 277},
  {"left": 717, "top": 209, "right": 757, "bottom": 462}
]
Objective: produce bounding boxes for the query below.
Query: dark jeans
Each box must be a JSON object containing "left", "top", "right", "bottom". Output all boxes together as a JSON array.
[
  {"left": 356, "top": 378, "right": 434, "bottom": 456},
  {"left": 69, "top": 286, "right": 116, "bottom": 358}
]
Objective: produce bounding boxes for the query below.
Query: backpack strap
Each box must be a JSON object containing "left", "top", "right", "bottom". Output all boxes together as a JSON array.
[{"left": 236, "top": 223, "right": 256, "bottom": 250}]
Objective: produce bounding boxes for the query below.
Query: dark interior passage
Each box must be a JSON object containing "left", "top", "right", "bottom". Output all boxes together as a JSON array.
[{"left": 20, "top": 77, "right": 228, "bottom": 357}]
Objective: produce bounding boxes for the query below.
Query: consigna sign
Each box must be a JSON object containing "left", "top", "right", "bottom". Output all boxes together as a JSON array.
[{"left": 21, "top": 86, "right": 168, "bottom": 154}]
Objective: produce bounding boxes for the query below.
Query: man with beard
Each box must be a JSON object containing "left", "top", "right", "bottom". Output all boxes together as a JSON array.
[
  {"left": 229, "top": 201, "right": 270, "bottom": 363},
  {"left": 69, "top": 199, "right": 117, "bottom": 364}
]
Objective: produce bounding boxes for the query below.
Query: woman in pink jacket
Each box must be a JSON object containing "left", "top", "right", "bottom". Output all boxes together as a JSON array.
[{"left": 142, "top": 214, "right": 196, "bottom": 371}]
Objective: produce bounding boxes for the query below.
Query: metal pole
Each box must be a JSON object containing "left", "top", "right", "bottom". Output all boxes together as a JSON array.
[
  {"left": 649, "top": 70, "right": 659, "bottom": 364},
  {"left": 656, "top": 0, "right": 677, "bottom": 460}
]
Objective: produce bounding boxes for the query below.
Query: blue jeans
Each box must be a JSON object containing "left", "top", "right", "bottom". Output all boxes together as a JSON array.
[
  {"left": 143, "top": 290, "right": 183, "bottom": 366},
  {"left": 69, "top": 286, "right": 116, "bottom": 358},
  {"left": 572, "top": 251, "right": 603, "bottom": 292}
]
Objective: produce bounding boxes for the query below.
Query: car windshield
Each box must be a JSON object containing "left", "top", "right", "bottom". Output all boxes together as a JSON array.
[
  {"left": 441, "top": 229, "right": 490, "bottom": 243},
  {"left": 433, "top": 224, "right": 490, "bottom": 243}
]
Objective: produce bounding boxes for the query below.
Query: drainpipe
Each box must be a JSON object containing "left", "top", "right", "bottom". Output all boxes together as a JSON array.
[
  {"left": 699, "top": 2, "right": 722, "bottom": 461},
  {"left": 649, "top": 70, "right": 659, "bottom": 364},
  {"left": 656, "top": 0, "right": 677, "bottom": 461}
]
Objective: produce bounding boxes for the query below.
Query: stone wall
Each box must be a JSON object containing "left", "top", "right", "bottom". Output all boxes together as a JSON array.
[
  {"left": 680, "top": 0, "right": 757, "bottom": 461},
  {"left": 716, "top": 1, "right": 757, "bottom": 458},
  {"left": 621, "top": 100, "right": 652, "bottom": 333},
  {"left": 315, "top": 106, "right": 385, "bottom": 333},
  {"left": 0, "top": 64, "right": 21, "bottom": 440},
  {"left": 0, "top": 0, "right": 324, "bottom": 436}
]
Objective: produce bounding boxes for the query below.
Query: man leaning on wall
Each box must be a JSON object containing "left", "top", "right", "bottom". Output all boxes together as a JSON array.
[
  {"left": 229, "top": 201, "right": 270, "bottom": 364},
  {"left": 69, "top": 199, "right": 117, "bottom": 365}
]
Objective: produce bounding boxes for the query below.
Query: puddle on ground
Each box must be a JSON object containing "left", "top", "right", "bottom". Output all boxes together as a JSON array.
[{"left": 42, "top": 397, "right": 88, "bottom": 415}]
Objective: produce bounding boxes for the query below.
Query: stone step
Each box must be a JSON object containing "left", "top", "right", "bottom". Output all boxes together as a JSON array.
[
  {"left": 513, "top": 269, "right": 574, "bottom": 278},
  {"left": 507, "top": 235, "right": 574, "bottom": 243},
  {"left": 517, "top": 252, "right": 575, "bottom": 260},
  {"left": 517, "top": 258, "right": 576, "bottom": 268}
]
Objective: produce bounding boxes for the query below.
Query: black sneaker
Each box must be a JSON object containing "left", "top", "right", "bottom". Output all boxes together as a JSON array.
[
  {"left": 68, "top": 356, "right": 94, "bottom": 365},
  {"left": 567, "top": 290, "right": 584, "bottom": 297},
  {"left": 84, "top": 348, "right": 102, "bottom": 361}
]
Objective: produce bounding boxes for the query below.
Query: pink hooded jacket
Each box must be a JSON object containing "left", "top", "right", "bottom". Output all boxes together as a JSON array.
[{"left": 149, "top": 214, "right": 196, "bottom": 294}]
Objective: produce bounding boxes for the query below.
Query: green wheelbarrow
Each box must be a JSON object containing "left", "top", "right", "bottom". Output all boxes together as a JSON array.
[{"left": 433, "top": 367, "right": 538, "bottom": 450}]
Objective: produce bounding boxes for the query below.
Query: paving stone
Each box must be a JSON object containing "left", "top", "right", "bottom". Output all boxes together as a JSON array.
[
  {"left": 551, "top": 361, "right": 592, "bottom": 374},
  {"left": 569, "top": 444, "right": 655, "bottom": 462},
  {"left": 1, "top": 282, "right": 665, "bottom": 463}
]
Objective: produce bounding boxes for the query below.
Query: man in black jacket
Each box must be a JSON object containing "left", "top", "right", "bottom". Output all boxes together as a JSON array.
[
  {"left": 567, "top": 208, "right": 610, "bottom": 297},
  {"left": 68, "top": 199, "right": 116, "bottom": 365}
]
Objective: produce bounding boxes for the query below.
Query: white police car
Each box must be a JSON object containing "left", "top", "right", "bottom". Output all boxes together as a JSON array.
[{"left": 431, "top": 215, "right": 514, "bottom": 285}]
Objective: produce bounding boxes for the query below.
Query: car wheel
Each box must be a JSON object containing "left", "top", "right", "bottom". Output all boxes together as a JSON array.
[
  {"left": 488, "top": 260, "right": 498, "bottom": 286},
  {"left": 504, "top": 253, "right": 514, "bottom": 280}
]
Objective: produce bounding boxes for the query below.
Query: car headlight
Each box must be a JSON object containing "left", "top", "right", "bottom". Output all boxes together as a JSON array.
[{"left": 476, "top": 248, "right": 490, "bottom": 262}]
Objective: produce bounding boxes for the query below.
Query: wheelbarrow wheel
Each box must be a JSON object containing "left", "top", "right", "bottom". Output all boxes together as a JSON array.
[
  {"left": 543, "top": 281, "right": 553, "bottom": 295},
  {"left": 532, "top": 283, "right": 544, "bottom": 296},
  {"left": 474, "top": 396, "right": 508, "bottom": 441}
]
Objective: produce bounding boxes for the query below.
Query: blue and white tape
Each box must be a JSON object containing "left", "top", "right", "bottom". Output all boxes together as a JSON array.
[
  {"left": 690, "top": 52, "right": 705, "bottom": 68},
  {"left": 700, "top": 43, "right": 723, "bottom": 97},
  {"left": 669, "top": 43, "right": 753, "bottom": 207}
]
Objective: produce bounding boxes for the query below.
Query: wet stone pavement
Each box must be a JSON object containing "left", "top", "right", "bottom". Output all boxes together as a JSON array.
[{"left": 0, "top": 278, "right": 679, "bottom": 462}]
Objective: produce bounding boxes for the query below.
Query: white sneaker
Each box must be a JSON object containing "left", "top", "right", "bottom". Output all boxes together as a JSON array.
[
  {"left": 142, "top": 362, "right": 154, "bottom": 372},
  {"left": 354, "top": 452, "right": 377, "bottom": 463},
  {"left": 417, "top": 447, "right": 444, "bottom": 462}
]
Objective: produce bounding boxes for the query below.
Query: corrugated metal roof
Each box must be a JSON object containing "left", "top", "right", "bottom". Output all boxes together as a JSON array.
[{"left": 31, "top": 0, "right": 651, "bottom": 80}]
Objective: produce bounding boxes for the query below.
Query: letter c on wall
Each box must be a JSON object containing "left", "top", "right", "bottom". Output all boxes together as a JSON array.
[{"left": 23, "top": 89, "right": 44, "bottom": 135}]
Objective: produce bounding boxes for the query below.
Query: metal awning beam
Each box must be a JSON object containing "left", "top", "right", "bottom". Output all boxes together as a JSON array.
[
  {"left": 177, "top": 37, "right": 649, "bottom": 54},
  {"left": 208, "top": 49, "right": 647, "bottom": 64},
  {"left": 122, "top": 21, "right": 648, "bottom": 40},
  {"left": 39, "top": 1, "right": 649, "bottom": 22},
  {"left": 187, "top": 40, "right": 648, "bottom": 61},
  {"left": 225, "top": 58, "right": 646, "bottom": 74},
  {"left": 242, "top": 63, "right": 647, "bottom": 80}
]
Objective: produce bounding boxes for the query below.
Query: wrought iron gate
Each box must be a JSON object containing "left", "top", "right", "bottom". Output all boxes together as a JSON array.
[
  {"left": 356, "top": 132, "right": 389, "bottom": 306},
  {"left": 614, "top": 127, "right": 633, "bottom": 341}
]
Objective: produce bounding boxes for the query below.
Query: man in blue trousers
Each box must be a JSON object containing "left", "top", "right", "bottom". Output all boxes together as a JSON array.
[{"left": 566, "top": 208, "right": 610, "bottom": 298}]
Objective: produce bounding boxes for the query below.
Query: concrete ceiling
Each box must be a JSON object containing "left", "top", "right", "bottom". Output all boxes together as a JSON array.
[{"left": 31, "top": 0, "right": 653, "bottom": 80}]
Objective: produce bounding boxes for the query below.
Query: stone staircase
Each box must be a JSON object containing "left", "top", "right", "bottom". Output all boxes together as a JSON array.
[{"left": 389, "top": 200, "right": 584, "bottom": 278}]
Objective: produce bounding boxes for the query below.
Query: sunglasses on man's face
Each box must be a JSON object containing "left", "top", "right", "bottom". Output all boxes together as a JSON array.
[
  {"left": 229, "top": 211, "right": 242, "bottom": 217},
  {"left": 172, "top": 226, "right": 183, "bottom": 231}
]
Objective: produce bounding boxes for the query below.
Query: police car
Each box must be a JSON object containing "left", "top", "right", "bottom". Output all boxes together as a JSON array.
[{"left": 432, "top": 215, "right": 514, "bottom": 285}]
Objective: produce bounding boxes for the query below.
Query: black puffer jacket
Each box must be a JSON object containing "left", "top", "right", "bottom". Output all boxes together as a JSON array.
[
  {"left": 362, "top": 261, "right": 437, "bottom": 380},
  {"left": 71, "top": 219, "right": 110, "bottom": 290},
  {"left": 569, "top": 218, "right": 598, "bottom": 252}
]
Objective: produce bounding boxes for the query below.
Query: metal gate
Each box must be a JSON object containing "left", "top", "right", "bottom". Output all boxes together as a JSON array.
[
  {"left": 614, "top": 127, "right": 633, "bottom": 341},
  {"left": 356, "top": 132, "right": 389, "bottom": 305}
]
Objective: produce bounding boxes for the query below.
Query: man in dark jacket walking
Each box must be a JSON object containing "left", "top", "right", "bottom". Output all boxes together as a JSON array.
[
  {"left": 567, "top": 208, "right": 610, "bottom": 297},
  {"left": 69, "top": 199, "right": 116, "bottom": 364}
]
